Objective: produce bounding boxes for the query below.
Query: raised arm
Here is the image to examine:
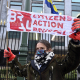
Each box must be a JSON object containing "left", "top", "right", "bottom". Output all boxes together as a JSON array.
[
  {"left": 4, "top": 47, "right": 27, "bottom": 77},
  {"left": 60, "top": 17, "right": 80, "bottom": 75},
  {"left": 59, "top": 39, "right": 80, "bottom": 75}
]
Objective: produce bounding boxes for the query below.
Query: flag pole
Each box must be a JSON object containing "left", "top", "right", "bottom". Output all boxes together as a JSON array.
[{"left": 6, "top": 1, "right": 9, "bottom": 80}]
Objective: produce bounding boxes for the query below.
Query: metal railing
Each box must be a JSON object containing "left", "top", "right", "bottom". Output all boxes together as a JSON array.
[{"left": 0, "top": 22, "right": 77, "bottom": 80}]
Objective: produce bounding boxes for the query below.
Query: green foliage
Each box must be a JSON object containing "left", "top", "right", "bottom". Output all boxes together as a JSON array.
[
  {"left": 65, "top": 70, "right": 77, "bottom": 80},
  {"left": 0, "top": 67, "right": 17, "bottom": 80}
]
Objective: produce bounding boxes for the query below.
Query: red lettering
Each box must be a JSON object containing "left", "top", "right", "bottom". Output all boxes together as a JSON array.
[
  {"left": 43, "top": 21, "right": 47, "bottom": 26},
  {"left": 33, "top": 20, "right": 37, "bottom": 25},
  {"left": 40, "top": 15, "right": 44, "bottom": 19},
  {"left": 38, "top": 15, "right": 44, "bottom": 19},
  {"left": 33, "top": 14, "right": 37, "bottom": 18},
  {"left": 38, "top": 28, "right": 42, "bottom": 32},
  {"left": 51, "top": 22, "right": 56, "bottom": 28},
  {"left": 49, "top": 16, "right": 53, "bottom": 20},
  {"left": 42, "top": 29, "right": 45, "bottom": 33},
  {"left": 33, "top": 27, "right": 37, "bottom": 31},
  {"left": 38, "top": 20, "right": 42, "bottom": 26},
  {"left": 60, "top": 16, "right": 66, "bottom": 21},
  {"left": 53, "top": 30, "right": 61, "bottom": 34},
  {"left": 45, "top": 29, "right": 48, "bottom": 32},
  {"left": 57, "top": 23, "right": 63, "bottom": 29},
  {"left": 48, "top": 21, "right": 50, "bottom": 27},
  {"left": 53, "top": 30, "right": 58, "bottom": 32},
  {"left": 28, "top": 20, "right": 32, "bottom": 28},
  {"left": 57, "top": 31, "right": 61, "bottom": 34},
  {"left": 50, "top": 29, "right": 52, "bottom": 32},
  {"left": 63, "top": 31, "right": 66, "bottom": 35},
  {"left": 38, "top": 15, "right": 40, "bottom": 18},
  {"left": 11, "top": 13, "right": 15, "bottom": 15},
  {"left": 67, "top": 16, "right": 72, "bottom": 21},
  {"left": 54, "top": 16, "right": 58, "bottom": 21},
  {"left": 45, "top": 16, "right": 48, "bottom": 20},
  {"left": 11, "top": 18, "right": 15, "bottom": 20},
  {"left": 48, "top": 30, "right": 51, "bottom": 32}
]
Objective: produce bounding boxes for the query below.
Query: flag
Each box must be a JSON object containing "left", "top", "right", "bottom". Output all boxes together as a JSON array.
[{"left": 45, "top": 0, "right": 59, "bottom": 14}]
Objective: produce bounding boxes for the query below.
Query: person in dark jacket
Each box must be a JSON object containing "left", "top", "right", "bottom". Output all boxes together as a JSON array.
[{"left": 4, "top": 17, "right": 80, "bottom": 80}]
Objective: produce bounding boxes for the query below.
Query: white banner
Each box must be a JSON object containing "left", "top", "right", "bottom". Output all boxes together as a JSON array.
[{"left": 7, "top": 9, "right": 75, "bottom": 36}]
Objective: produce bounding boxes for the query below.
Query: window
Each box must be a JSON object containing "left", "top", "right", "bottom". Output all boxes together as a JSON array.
[
  {"left": 72, "top": 0, "right": 80, "bottom": 2},
  {"left": 32, "top": 0, "right": 43, "bottom": 1},
  {"left": 32, "top": 7, "right": 43, "bottom": 13},
  {"left": 72, "top": 11, "right": 80, "bottom": 17},
  {"left": 32, "top": 0, "right": 64, "bottom": 1},
  {"left": 53, "top": 0, "right": 64, "bottom": 1},
  {"left": 32, "top": 3, "right": 43, "bottom": 13},
  {"left": 10, "top": 1, "right": 22, "bottom": 10},
  {"left": 72, "top": 1, "right": 80, "bottom": 17}
]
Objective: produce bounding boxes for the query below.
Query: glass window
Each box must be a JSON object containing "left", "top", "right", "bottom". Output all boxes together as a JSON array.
[
  {"left": 32, "top": 0, "right": 43, "bottom": 1},
  {"left": 32, "top": 0, "right": 64, "bottom": 1},
  {"left": 72, "top": 11, "right": 80, "bottom": 17},
  {"left": 72, "top": 1, "right": 80, "bottom": 17},
  {"left": 32, "top": 7, "right": 43, "bottom": 13},
  {"left": 32, "top": 3, "right": 43, "bottom": 6},
  {"left": 10, "top": 2, "right": 22, "bottom": 10},
  {"left": 10, "top": 6, "right": 21, "bottom": 10},
  {"left": 53, "top": 0, "right": 64, "bottom": 1},
  {"left": 72, "top": 0, "right": 80, "bottom": 2},
  {"left": 32, "top": 3, "right": 43, "bottom": 13},
  {"left": 55, "top": 4, "right": 64, "bottom": 10},
  {"left": 72, "top": 2, "right": 80, "bottom": 11},
  {"left": 10, "top": 2, "right": 22, "bottom": 5}
]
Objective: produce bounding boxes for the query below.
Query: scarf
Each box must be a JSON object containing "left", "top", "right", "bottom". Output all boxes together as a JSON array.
[{"left": 34, "top": 50, "right": 54, "bottom": 70}]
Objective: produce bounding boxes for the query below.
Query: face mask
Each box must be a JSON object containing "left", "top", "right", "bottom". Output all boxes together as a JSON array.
[
  {"left": 35, "top": 49, "right": 47, "bottom": 63},
  {"left": 36, "top": 49, "right": 46, "bottom": 56}
]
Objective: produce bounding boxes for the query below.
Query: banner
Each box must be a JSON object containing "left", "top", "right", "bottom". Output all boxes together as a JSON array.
[{"left": 7, "top": 9, "right": 75, "bottom": 36}]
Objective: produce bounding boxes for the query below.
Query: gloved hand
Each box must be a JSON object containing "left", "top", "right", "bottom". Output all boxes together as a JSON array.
[
  {"left": 71, "top": 18, "right": 80, "bottom": 31},
  {"left": 69, "top": 18, "right": 80, "bottom": 40},
  {"left": 69, "top": 32, "right": 80, "bottom": 40},
  {"left": 4, "top": 47, "right": 16, "bottom": 62}
]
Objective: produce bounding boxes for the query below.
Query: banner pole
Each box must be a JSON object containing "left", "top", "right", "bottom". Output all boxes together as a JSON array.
[
  {"left": 5, "top": 23, "right": 8, "bottom": 80},
  {"left": 6, "top": 32, "right": 8, "bottom": 80}
]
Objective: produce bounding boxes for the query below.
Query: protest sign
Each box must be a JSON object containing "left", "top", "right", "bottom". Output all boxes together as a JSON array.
[{"left": 7, "top": 9, "right": 75, "bottom": 36}]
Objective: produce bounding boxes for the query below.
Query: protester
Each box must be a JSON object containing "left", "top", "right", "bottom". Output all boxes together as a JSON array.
[{"left": 4, "top": 15, "right": 80, "bottom": 80}]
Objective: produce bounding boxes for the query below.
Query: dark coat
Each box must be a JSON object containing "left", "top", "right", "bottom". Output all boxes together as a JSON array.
[{"left": 9, "top": 40, "right": 80, "bottom": 80}]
